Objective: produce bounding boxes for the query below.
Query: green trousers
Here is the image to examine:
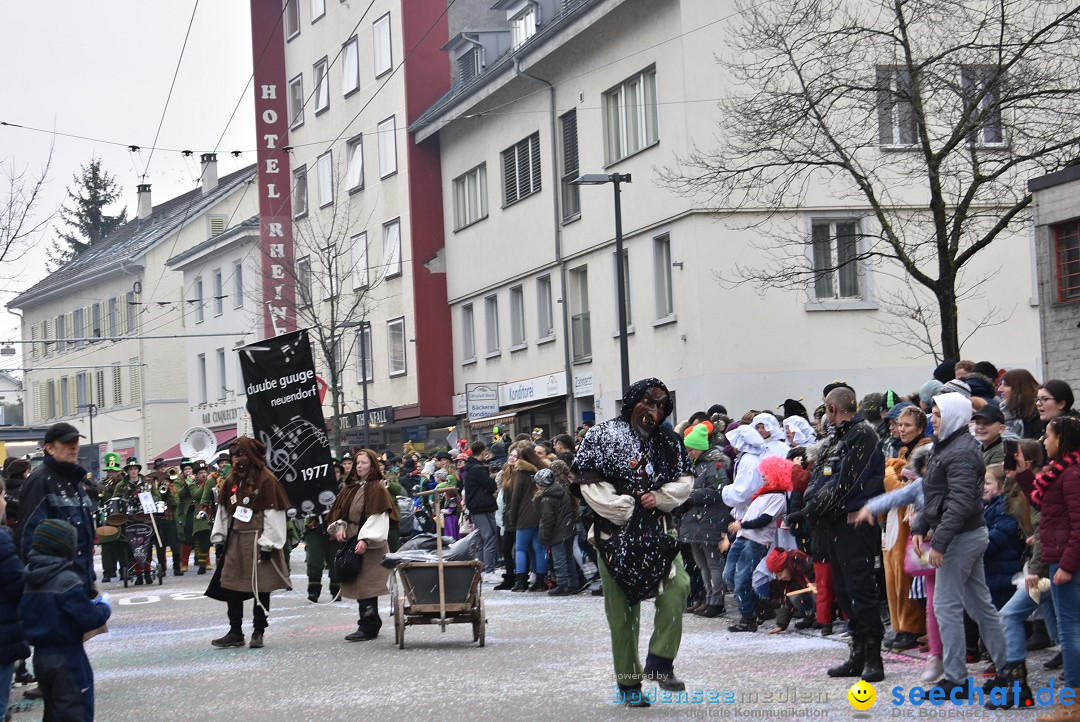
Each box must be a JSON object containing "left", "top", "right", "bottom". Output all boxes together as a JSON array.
[
  {"left": 100, "top": 540, "right": 131, "bottom": 578},
  {"left": 598, "top": 553, "right": 689, "bottom": 686},
  {"left": 305, "top": 530, "right": 340, "bottom": 584},
  {"left": 156, "top": 519, "right": 182, "bottom": 571}
]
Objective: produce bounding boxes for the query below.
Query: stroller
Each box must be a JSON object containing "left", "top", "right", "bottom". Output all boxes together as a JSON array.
[{"left": 122, "top": 519, "right": 163, "bottom": 588}]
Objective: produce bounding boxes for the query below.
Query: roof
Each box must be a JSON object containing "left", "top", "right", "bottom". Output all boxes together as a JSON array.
[
  {"left": 1028, "top": 162, "right": 1080, "bottom": 193},
  {"left": 166, "top": 216, "right": 260, "bottom": 268},
  {"left": 9, "top": 165, "right": 257, "bottom": 309}
]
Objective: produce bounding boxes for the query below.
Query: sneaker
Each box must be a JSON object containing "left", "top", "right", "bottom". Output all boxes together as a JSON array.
[
  {"left": 820, "top": 622, "right": 835, "bottom": 637},
  {"left": 211, "top": 632, "right": 245, "bottom": 648},
  {"left": 547, "top": 586, "right": 572, "bottom": 596},
  {"left": 921, "top": 655, "right": 944, "bottom": 683},
  {"left": 891, "top": 632, "right": 920, "bottom": 651},
  {"left": 1045, "top": 652, "right": 1063, "bottom": 670}
]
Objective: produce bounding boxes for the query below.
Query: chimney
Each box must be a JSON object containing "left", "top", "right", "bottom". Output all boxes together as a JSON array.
[
  {"left": 136, "top": 184, "right": 152, "bottom": 220},
  {"left": 200, "top": 153, "right": 218, "bottom": 193}
]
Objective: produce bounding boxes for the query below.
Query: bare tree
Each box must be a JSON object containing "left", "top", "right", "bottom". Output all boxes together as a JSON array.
[
  {"left": 661, "top": 0, "right": 1080, "bottom": 359},
  {"left": 252, "top": 161, "right": 386, "bottom": 452},
  {"left": 0, "top": 148, "right": 54, "bottom": 279}
]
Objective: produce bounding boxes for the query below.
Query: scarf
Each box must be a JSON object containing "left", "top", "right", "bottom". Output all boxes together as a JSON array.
[
  {"left": 1031, "top": 451, "right": 1080, "bottom": 508},
  {"left": 43, "top": 455, "right": 87, "bottom": 480}
]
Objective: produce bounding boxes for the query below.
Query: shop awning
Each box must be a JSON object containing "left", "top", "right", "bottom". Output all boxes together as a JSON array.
[{"left": 152, "top": 428, "right": 237, "bottom": 463}]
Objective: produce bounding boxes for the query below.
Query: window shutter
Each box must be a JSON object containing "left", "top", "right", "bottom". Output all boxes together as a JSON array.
[
  {"left": 876, "top": 68, "right": 894, "bottom": 145},
  {"left": 530, "top": 133, "right": 541, "bottom": 192},
  {"left": 96, "top": 370, "right": 105, "bottom": 408},
  {"left": 66, "top": 314, "right": 75, "bottom": 346},
  {"left": 30, "top": 325, "right": 38, "bottom": 360},
  {"left": 130, "top": 358, "right": 141, "bottom": 403},
  {"left": 562, "top": 112, "right": 578, "bottom": 176},
  {"left": 67, "top": 378, "right": 76, "bottom": 416},
  {"left": 516, "top": 140, "right": 530, "bottom": 196},
  {"left": 112, "top": 366, "right": 122, "bottom": 406},
  {"left": 32, "top": 383, "right": 40, "bottom": 422},
  {"left": 119, "top": 296, "right": 128, "bottom": 335},
  {"left": 503, "top": 148, "right": 518, "bottom": 205},
  {"left": 210, "top": 215, "right": 227, "bottom": 237}
]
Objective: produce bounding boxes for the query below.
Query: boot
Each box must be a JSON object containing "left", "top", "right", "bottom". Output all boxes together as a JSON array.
[
  {"left": 696, "top": 604, "right": 725, "bottom": 618},
  {"left": 329, "top": 583, "right": 340, "bottom": 600},
  {"left": 249, "top": 632, "right": 264, "bottom": 649},
  {"left": 308, "top": 584, "right": 321, "bottom": 603},
  {"left": 861, "top": 639, "right": 884, "bottom": 682},
  {"left": 528, "top": 575, "right": 546, "bottom": 592},
  {"left": 1038, "top": 702, "right": 1077, "bottom": 721},
  {"left": 493, "top": 571, "right": 515, "bottom": 591},
  {"left": 211, "top": 631, "right": 245, "bottom": 648},
  {"left": 1028, "top": 620, "right": 1052, "bottom": 651},
  {"left": 728, "top": 617, "right": 757, "bottom": 633},
  {"left": 1045, "top": 651, "right": 1063, "bottom": 670},
  {"left": 686, "top": 599, "right": 705, "bottom": 614},
  {"left": 820, "top": 622, "right": 835, "bottom": 636},
  {"left": 985, "top": 661, "right": 1034, "bottom": 710},
  {"left": 180, "top": 544, "right": 192, "bottom": 572},
  {"left": 14, "top": 661, "right": 35, "bottom": 686},
  {"left": 511, "top": 574, "right": 528, "bottom": 592},
  {"left": 618, "top": 685, "right": 650, "bottom": 708},
  {"left": 144, "top": 571, "right": 154, "bottom": 584},
  {"left": 921, "top": 655, "right": 944, "bottom": 683},
  {"left": 134, "top": 573, "right": 144, "bottom": 586},
  {"left": 827, "top": 637, "right": 866, "bottom": 678},
  {"left": 644, "top": 652, "right": 686, "bottom": 692}
]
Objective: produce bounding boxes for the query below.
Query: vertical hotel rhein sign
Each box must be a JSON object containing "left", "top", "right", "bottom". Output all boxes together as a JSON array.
[{"left": 251, "top": 0, "right": 296, "bottom": 339}]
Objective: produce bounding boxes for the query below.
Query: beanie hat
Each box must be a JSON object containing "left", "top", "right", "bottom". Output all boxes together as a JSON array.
[
  {"left": 919, "top": 379, "right": 944, "bottom": 405},
  {"left": 683, "top": 422, "right": 712, "bottom": 451},
  {"left": 765, "top": 547, "right": 789, "bottom": 575},
  {"left": 940, "top": 378, "right": 971, "bottom": 398},
  {"left": 32, "top": 519, "right": 77, "bottom": 560},
  {"left": 933, "top": 360, "right": 957, "bottom": 384},
  {"left": 534, "top": 468, "right": 555, "bottom": 487}
]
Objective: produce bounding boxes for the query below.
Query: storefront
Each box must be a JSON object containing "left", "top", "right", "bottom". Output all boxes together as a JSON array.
[
  {"left": 495, "top": 373, "right": 570, "bottom": 441},
  {"left": 339, "top": 406, "right": 457, "bottom": 454}
]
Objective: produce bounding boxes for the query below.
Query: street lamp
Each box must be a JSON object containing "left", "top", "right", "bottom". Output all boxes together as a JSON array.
[{"left": 572, "top": 173, "right": 632, "bottom": 396}]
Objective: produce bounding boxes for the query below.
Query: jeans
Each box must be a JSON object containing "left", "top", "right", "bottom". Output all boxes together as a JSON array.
[
  {"left": 933, "top": 527, "right": 1006, "bottom": 683},
  {"left": 516, "top": 527, "right": 547, "bottom": 575},
  {"left": 1001, "top": 582, "right": 1059, "bottom": 664},
  {"left": 690, "top": 542, "right": 726, "bottom": 607},
  {"left": 722, "top": 537, "right": 767, "bottom": 619},
  {"left": 1050, "top": 563, "right": 1080, "bottom": 688},
  {"left": 471, "top": 512, "right": 499, "bottom": 573},
  {"left": 551, "top": 538, "right": 574, "bottom": 589}
]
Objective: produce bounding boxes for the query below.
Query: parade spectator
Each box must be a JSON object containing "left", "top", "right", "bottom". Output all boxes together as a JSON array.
[
  {"left": 507, "top": 445, "right": 549, "bottom": 592},
  {"left": 21, "top": 519, "right": 109, "bottom": 722},
  {"left": 206, "top": 438, "right": 292, "bottom": 649},
  {"left": 16, "top": 423, "right": 96, "bottom": 595},
  {"left": 911, "top": 393, "right": 1007, "bottom": 696},
  {"left": 782, "top": 416, "right": 817, "bottom": 448},
  {"left": 1038, "top": 380, "right": 1080, "bottom": 424},
  {"left": 763, "top": 547, "right": 815, "bottom": 633},
  {"left": 973, "top": 404, "right": 1008, "bottom": 468},
  {"left": 880, "top": 401, "right": 914, "bottom": 459},
  {"left": 982, "top": 464, "right": 1024, "bottom": 610},
  {"left": 721, "top": 425, "right": 766, "bottom": 521},
  {"left": 678, "top": 422, "right": 731, "bottom": 618},
  {"left": 326, "top": 448, "right": 398, "bottom": 642},
  {"left": 493, "top": 446, "right": 521, "bottom": 591},
  {"left": 1000, "top": 369, "right": 1044, "bottom": 440},
  {"left": 752, "top": 413, "right": 790, "bottom": 459},
  {"left": 0, "top": 478, "right": 29, "bottom": 718},
  {"left": 534, "top": 464, "right": 577, "bottom": 596},
  {"left": 463, "top": 441, "right": 499, "bottom": 582},
  {"left": 956, "top": 360, "right": 975, "bottom": 378}
]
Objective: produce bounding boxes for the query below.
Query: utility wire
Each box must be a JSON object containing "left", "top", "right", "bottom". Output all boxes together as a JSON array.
[{"left": 144, "top": 0, "right": 201, "bottom": 178}]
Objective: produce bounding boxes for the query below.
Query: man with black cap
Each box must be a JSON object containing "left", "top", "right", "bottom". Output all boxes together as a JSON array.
[
  {"left": 16, "top": 423, "right": 97, "bottom": 594},
  {"left": 571, "top": 378, "right": 693, "bottom": 706}
]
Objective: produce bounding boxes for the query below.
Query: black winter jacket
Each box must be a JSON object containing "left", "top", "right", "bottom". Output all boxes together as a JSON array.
[
  {"left": 982, "top": 495, "right": 1023, "bottom": 592},
  {"left": 463, "top": 457, "right": 498, "bottom": 514},
  {"left": 678, "top": 449, "right": 731, "bottom": 544},
  {"left": 0, "top": 528, "right": 29, "bottom": 664},
  {"left": 804, "top": 415, "right": 884, "bottom": 522},
  {"left": 536, "top": 483, "right": 576, "bottom": 546}
]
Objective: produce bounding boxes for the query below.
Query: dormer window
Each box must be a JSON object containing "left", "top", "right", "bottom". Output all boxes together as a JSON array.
[{"left": 511, "top": 7, "right": 537, "bottom": 49}]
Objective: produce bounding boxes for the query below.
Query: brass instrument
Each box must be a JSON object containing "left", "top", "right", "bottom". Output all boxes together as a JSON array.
[{"left": 166, "top": 467, "right": 180, "bottom": 482}]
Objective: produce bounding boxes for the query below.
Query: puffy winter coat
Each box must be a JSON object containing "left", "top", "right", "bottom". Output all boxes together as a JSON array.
[
  {"left": 678, "top": 449, "right": 732, "bottom": 544},
  {"left": 1038, "top": 463, "right": 1080, "bottom": 573},
  {"left": 507, "top": 460, "right": 541, "bottom": 529},
  {"left": 0, "top": 528, "right": 29, "bottom": 664},
  {"left": 536, "top": 483, "right": 576, "bottom": 546},
  {"left": 982, "top": 494, "right": 1024, "bottom": 591},
  {"left": 463, "top": 457, "right": 498, "bottom": 514}
]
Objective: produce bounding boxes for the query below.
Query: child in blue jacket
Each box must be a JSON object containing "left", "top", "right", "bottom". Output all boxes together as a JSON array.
[{"left": 20, "top": 519, "right": 111, "bottom": 722}]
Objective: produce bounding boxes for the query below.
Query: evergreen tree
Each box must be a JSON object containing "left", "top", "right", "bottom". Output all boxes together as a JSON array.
[{"left": 47, "top": 157, "right": 127, "bottom": 270}]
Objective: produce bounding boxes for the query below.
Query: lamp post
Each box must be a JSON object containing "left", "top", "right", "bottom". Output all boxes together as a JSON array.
[{"left": 572, "top": 173, "right": 632, "bottom": 396}]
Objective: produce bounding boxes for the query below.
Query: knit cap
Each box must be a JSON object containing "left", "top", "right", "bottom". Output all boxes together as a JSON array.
[
  {"left": 534, "top": 468, "right": 555, "bottom": 487},
  {"left": 919, "top": 379, "right": 944, "bottom": 405},
  {"left": 683, "top": 422, "right": 711, "bottom": 451},
  {"left": 765, "top": 547, "right": 789, "bottom": 574},
  {"left": 940, "top": 378, "right": 971, "bottom": 398},
  {"left": 32, "top": 519, "right": 77, "bottom": 560}
]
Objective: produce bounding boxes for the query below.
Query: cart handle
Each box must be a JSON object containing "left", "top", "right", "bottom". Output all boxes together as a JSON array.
[{"left": 417, "top": 487, "right": 459, "bottom": 498}]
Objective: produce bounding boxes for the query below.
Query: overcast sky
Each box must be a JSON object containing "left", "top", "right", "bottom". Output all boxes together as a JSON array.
[{"left": 0, "top": 2, "right": 256, "bottom": 374}]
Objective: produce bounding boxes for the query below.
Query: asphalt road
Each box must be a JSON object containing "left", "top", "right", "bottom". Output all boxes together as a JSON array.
[{"left": 7, "top": 547, "right": 1059, "bottom": 721}]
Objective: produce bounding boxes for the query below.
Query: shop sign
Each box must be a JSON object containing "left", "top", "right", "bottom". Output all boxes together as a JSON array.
[
  {"left": 498, "top": 373, "right": 567, "bottom": 407},
  {"left": 573, "top": 372, "right": 594, "bottom": 398},
  {"left": 466, "top": 383, "right": 500, "bottom": 421}
]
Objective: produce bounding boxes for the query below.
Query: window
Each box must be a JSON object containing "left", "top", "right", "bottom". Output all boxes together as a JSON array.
[
  {"left": 356, "top": 325, "right": 373, "bottom": 381},
  {"left": 111, "top": 365, "right": 122, "bottom": 407},
  {"left": 560, "top": 110, "right": 580, "bottom": 222},
  {"left": 284, "top": 0, "right": 300, "bottom": 39},
  {"left": 810, "top": 219, "right": 862, "bottom": 300},
  {"left": 213, "top": 269, "right": 224, "bottom": 316},
  {"left": 346, "top": 135, "right": 364, "bottom": 191},
  {"left": 536, "top": 275, "right": 554, "bottom": 339},
  {"left": 197, "top": 354, "right": 207, "bottom": 405},
  {"left": 313, "top": 57, "right": 329, "bottom": 114},
  {"left": 502, "top": 132, "right": 541, "bottom": 205},
  {"left": 654, "top": 234, "right": 674, "bottom": 319},
  {"left": 75, "top": 372, "right": 88, "bottom": 410},
  {"left": 876, "top": 67, "right": 917, "bottom": 148},
  {"left": 130, "top": 357, "right": 140, "bottom": 403},
  {"left": 378, "top": 116, "right": 397, "bottom": 177},
  {"left": 317, "top": 151, "right": 333, "bottom": 207},
  {"left": 233, "top": 261, "right": 244, "bottom": 307},
  {"left": 95, "top": 370, "right": 105, "bottom": 409},
  {"left": 56, "top": 313, "right": 66, "bottom": 353},
  {"left": 1055, "top": 220, "right": 1080, "bottom": 303},
  {"left": 373, "top": 13, "right": 392, "bottom": 77},
  {"left": 292, "top": 165, "right": 308, "bottom": 217},
  {"left": 322, "top": 245, "right": 338, "bottom": 299},
  {"left": 125, "top": 292, "right": 137, "bottom": 335},
  {"left": 73, "top": 308, "right": 85, "bottom": 349},
  {"left": 569, "top": 266, "right": 590, "bottom": 362},
  {"left": 310, "top": 0, "right": 325, "bottom": 22},
  {"left": 484, "top": 295, "right": 499, "bottom": 356},
  {"left": 453, "top": 164, "right": 487, "bottom": 229},
  {"left": 217, "top": 348, "right": 228, "bottom": 400},
  {"left": 351, "top": 233, "right": 368, "bottom": 289},
  {"left": 296, "top": 256, "right": 312, "bottom": 307},
  {"left": 603, "top": 67, "right": 658, "bottom": 164},
  {"left": 382, "top": 218, "right": 401, "bottom": 279},
  {"left": 962, "top": 66, "right": 1005, "bottom": 146},
  {"left": 457, "top": 48, "right": 481, "bottom": 86},
  {"left": 288, "top": 74, "right": 304, "bottom": 128},
  {"left": 511, "top": 7, "right": 537, "bottom": 48},
  {"left": 91, "top": 303, "right": 101, "bottom": 342},
  {"left": 612, "top": 249, "right": 632, "bottom": 328},
  {"left": 387, "top": 317, "right": 406, "bottom": 376},
  {"left": 461, "top": 304, "right": 475, "bottom": 361},
  {"left": 342, "top": 37, "right": 360, "bottom": 96},
  {"left": 509, "top": 285, "right": 526, "bottom": 349},
  {"left": 328, "top": 335, "right": 344, "bottom": 389},
  {"left": 192, "top": 277, "right": 204, "bottom": 323},
  {"left": 60, "top": 377, "right": 69, "bottom": 416}
]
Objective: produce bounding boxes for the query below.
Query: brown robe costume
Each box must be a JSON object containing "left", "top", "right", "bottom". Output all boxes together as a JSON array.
[
  {"left": 880, "top": 436, "right": 931, "bottom": 637},
  {"left": 206, "top": 437, "right": 292, "bottom": 600},
  {"left": 326, "top": 479, "right": 397, "bottom": 600}
]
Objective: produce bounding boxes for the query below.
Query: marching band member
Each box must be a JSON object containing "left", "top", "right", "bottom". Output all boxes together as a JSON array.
[
  {"left": 178, "top": 461, "right": 214, "bottom": 575},
  {"left": 97, "top": 454, "right": 128, "bottom": 583},
  {"left": 147, "top": 458, "right": 182, "bottom": 576}
]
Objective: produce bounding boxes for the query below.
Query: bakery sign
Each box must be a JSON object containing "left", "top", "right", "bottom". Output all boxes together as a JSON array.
[{"left": 498, "top": 373, "right": 567, "bottom": 407}]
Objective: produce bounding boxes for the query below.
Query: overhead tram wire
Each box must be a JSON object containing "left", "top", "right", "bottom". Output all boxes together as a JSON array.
[{"left": 143, "top": 0, "right": 201, "bottom": 178}]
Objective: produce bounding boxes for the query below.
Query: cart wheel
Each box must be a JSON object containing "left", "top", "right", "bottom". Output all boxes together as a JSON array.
[
  {"left": 474, "top": 596, "right": 485, "bottom": 647},
  {"left": 395, "top": 595, "right": 405, "bottom": 650}
]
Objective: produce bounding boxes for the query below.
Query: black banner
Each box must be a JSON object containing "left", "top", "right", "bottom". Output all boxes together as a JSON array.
[{"left": 238, "top": 330, "right": 337, "bottom": 516}]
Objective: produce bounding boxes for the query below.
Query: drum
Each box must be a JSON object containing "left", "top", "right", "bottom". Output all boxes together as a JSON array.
[
  {"left": 105, "top": 498, "right": 130, "bottom": 526},
  {"left": 96, "top": 525, "right": 119, "bottom": 538}
]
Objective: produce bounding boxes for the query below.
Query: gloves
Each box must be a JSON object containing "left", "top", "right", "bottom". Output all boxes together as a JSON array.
[
  {"left": 258, "top": 549, "right": 272, "bottom": 563},
  {"left": 195, "top": 510, "right": 208, "bottom": 521},
  {"left": 94, "top": 594, "right": 112, "bottom": 612},
  {"left": 785, "top": 509, "right": 807, "bottom": 525},
  {"left": 215, "top": 543, "right": 224, "bottom": 559}
]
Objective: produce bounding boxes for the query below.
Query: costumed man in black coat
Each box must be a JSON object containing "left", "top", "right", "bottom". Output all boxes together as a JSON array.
[{"left": 571, "top": 378, "right": 693, "bottom": 707}]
